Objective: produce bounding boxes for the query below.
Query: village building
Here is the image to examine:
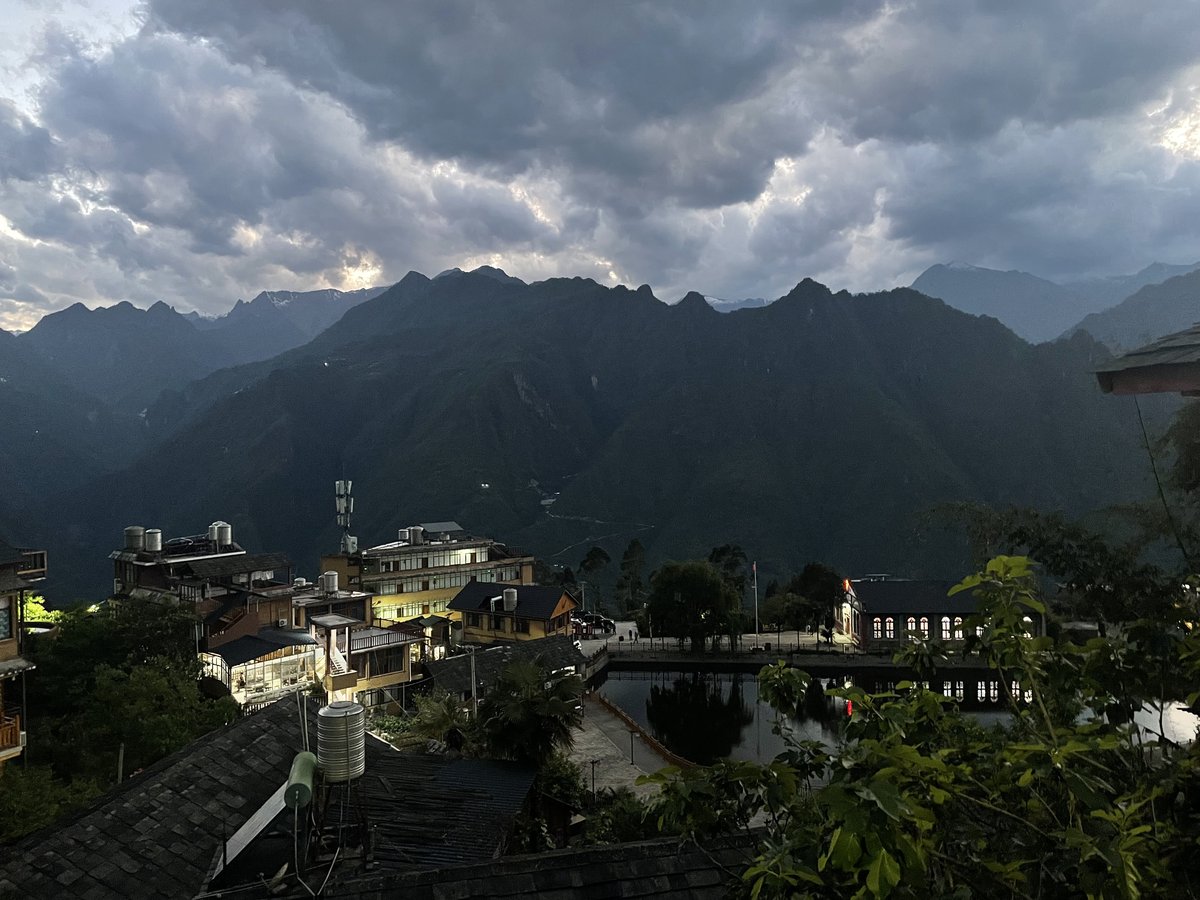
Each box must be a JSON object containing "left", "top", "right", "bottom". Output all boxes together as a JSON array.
[
  {"left": 851, "top": 576, "right": 979, "bottom": 653},
  {"left": 448, "top": 581, "right": 578, "bottom": 646},
  {"left": 321, "top": 521, "right": 535, "bottom": 626},
  {"left": 0, "top": 539, "right": 46, "bottom": 769}
]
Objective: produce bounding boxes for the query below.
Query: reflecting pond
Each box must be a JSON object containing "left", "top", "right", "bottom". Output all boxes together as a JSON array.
[
  {"left": 599, "top": 669, "right": 1199, "bottom": 765},
  {"left": 599, "top": 670, "right": 847, "bottom": 765}
]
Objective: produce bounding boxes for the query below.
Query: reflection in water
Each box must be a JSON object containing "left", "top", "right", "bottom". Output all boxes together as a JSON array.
[
  {"left": 601, "top": 671, "right": 845, "bottom": 765},
  {"left": 644, "top": 673, "right": 754, "bottom": 764},
  {"left": 600, "top": 670, "right": 1199, "bottom": 765}
]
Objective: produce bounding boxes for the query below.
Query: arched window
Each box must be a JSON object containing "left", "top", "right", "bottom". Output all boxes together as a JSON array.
[
  {"left": 919, "top": 616, "right": 929, "bottom": 638},
  {"left": 953, "top": 616, "right": 964, "bottom": 640},
  {"left": 977, "top": 682, "right": 987, "bottom": 701},
  {"left": 906, "top": 616, "right": 917, "bottom": 637},
  {"left": 941, "top": 616, "right": 952, "bottom": 640},
  {"left": 884, "top": 617, "right": 895, "bottom": 639},
  {"left": 872, "top": 617, "right": 882, "bottom": 639}
]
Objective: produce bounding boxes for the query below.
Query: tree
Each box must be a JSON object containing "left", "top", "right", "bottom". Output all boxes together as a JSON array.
[
  {"left": 644, "top": 556, "right": 1200, "bottom": 898},
  {"left": 791, "top": 562, "right": 846, "bottom": 643},
  {"left": 61, "top": 661, "right": 237, "bottom": 782},
  {"left": 23, "top": 600, "right": 239, "bottom": 792},
  {"left": 578, "top": 546, "right": 611, "bottom": 610},
  {"left": 645, "top": 560, "right": 741, "bottom": 653},
  {"left": 408, "top": 688, "right": 475, "bottom": 751},
  {"left": 614, "top": 539, "right": 647, "bottom": 614},
  {"left": 0, "top": 765, "right": 99, "bottom": 842},
  {"left": 21, "top": 594, "right": 61, "bottom": 624},
  {"left": 708, "top": 544, "right": 749, "bottom": 599},
  {"left": 479, "top": 658, "right": 583, "bottom": 765}
]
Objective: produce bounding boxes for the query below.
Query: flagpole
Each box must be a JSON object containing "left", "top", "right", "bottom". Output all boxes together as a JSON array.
[{"left": 753, "top": 561, "right": 760, "bottom": 649}]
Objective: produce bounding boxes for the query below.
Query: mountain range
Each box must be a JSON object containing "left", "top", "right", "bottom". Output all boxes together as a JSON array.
[
  {"left": 2, "top": 269, "right": 1169, "bottom": 602},
  {"left": 15, "top": 286, "right": 384, "bottom": 414},
  {"left": 910, "top": 261, "right": 1200, "bottom": 345}
]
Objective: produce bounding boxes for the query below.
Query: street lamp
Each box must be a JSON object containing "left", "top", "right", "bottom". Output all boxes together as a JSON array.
[{"left": 589, "top": 758, "right": 601, "bottom": 804}]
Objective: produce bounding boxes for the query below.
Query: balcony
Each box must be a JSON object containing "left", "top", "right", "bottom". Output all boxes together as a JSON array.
[
  {"left": 0, "top": 712, "right": 22, "bottom": 760},
  {"left": 18, "top": 550, "right": 47, "bottom": 582}
]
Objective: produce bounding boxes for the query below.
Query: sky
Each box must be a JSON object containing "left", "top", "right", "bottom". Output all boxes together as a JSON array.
[{"left": 2, "top": 1, "right": 1200, "bottom": 330}]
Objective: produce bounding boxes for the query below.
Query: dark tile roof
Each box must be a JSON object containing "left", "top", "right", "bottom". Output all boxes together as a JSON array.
[
  {"left": 0, "top": 539, "right": 24, "bottom": 568},
  {"left": 315, "top": 834, "right": 752, "bottom": 899},
  {"left": 0, "top": 571, "right": 31, "bottom": 593},
  {"left": 853, "top": 579, "right": 978, "bottom": 616},
  {"left": 423, "top": 636, "right": 584, "bottom": 696},
  {"left": 205, "top": 740, "right": 538, "bottom": 895},
  {"left": 0, "top": 699, "right": 303, "bottom": 899},
  {"left": 1095, "top": 323, "right": 1200, "bottom": 394},
  {"left": 448, "top": 580, "right": 571, "bottom": 621},
  {"left": 184, "top": 552, "right": 292, "bottom": 580}
]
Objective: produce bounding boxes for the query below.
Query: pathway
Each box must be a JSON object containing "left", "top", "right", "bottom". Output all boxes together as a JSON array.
[{"left": 568, "top": 694, "right": 671, "bottom": 801}]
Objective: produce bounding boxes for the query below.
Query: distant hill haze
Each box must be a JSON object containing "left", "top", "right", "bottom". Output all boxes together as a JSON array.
[
  {"left": 16, "top": 270, "right": 1164, "bottom": 602},
  {"left": 1066, "top": 269, "right": 1200, "bottom": 351},
  {"left": 911, "top": 261, "right": 1200, "bottom": 345},
  {"left": 17, "top": 286, "right": 383, "bottom": 413}
]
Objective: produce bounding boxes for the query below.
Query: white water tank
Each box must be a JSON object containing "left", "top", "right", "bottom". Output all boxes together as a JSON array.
[
  {"left": 503, "top": 588, "right": 518, "bottom": 612},
  {"left": 217, "top": 521, "right": 232, "bottom": 547},
  {"left": 322, "top": 571, "right": 339, "bottom": 594},
  {"left": 208, "top": 522, "right": 221, "bottom": 543},
  {"left": 407, "top": 526, "right": 424, "bottom": 545},
  {"left": 317, "top": 701, "right": 366, "bottom": 783},
  {"left": 144, "top": 529, "right": 162, "bottom": 553},
  {"left": 294, "top": 577, "right": 308, "bottom": 589},
  {"left": 124, "top": 526, "right": 145, "bottom": 551}
]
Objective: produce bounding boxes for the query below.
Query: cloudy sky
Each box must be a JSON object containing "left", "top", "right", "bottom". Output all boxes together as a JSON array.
[{"left": 2, "top": 0, "right": 1200, "bottom": 329}]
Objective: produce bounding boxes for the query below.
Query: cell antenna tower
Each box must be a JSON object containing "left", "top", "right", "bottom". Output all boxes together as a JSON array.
[{"left": 335, "top": 480, "right": 357, "bottom": 553}]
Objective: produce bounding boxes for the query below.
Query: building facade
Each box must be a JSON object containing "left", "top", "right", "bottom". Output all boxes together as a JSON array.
[
  {"left": 449, "top": 582, "right": 577, "bottom": 646},
  {"left": 0, "top": 540, "right": 46, "bottom": 768},
  {"left": 851, "top": 577, "right": 979, "bottom": 653},
  {"left": 321, "top": 522, "right": 535, "bottom": 626}
]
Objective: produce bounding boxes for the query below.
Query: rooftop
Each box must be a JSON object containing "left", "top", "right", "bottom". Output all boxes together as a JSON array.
[
  {"left": 424, "top": 635, "right": 584, "bottom": 696},
  {"left": 851, "top": 579, "right": 976, "bottom": 616},
  {"left": 0, "top": 699, "right": 303, "bottom": 899},
  {"left": 315, "top": 834, "right": 750, "bottom": 899},
  {"left": 1095, "top": 322, "right": 1200, "bottom": 395},
  {"left": 448, "top": 580, "right": 572, "bottom": 621}
]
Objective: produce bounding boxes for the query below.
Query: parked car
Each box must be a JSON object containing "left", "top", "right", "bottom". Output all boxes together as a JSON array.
[{"left": 581, "top": 613, "right": 616, "bottom": 634}]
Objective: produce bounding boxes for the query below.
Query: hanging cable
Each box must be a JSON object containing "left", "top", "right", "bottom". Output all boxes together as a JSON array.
[{"left": 1135, "top": 394, "right": 1194, "bottom": 570}]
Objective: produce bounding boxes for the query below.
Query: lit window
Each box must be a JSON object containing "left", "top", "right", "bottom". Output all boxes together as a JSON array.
[
  {"left": 872, "top": 617, "right": 882, "bottom": 639},
  {"left": 906, "top": 616, "right": 916, "bottom": 637},
  {"left": 953, "top": 617, "right": 963, "bottom": 640},
  {"left": 919, "top": 617, "right": 929, "bottom": 638},
  {"left": 884, "top": 617, "right": 895, "bottom": 639},
  {"left": 941, "top": 617, "right": 951, "bottom": 640}
]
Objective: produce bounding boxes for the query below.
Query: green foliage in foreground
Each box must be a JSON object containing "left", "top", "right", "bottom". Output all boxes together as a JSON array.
[
  {"left": 642, "top": 556, "right": 1200, "bottom": 899},
  {"left": 6, "top": 599, "right": 238, "bottom": 842}
]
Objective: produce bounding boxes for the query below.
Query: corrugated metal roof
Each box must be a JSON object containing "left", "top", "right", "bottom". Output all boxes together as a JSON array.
[{"left": 185, "top": 552, "right": 292, "bottom": 579}]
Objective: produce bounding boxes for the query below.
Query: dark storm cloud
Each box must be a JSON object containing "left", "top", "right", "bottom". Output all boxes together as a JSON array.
[
  {"left": 144, "top": 0, "right": 881, "bottom": 209},
  {"left": 0, "top": 101, "right": 58, "bottom": 182},
  {"left": 3, "top": 0, "right": 1200, "bottom": 322}
]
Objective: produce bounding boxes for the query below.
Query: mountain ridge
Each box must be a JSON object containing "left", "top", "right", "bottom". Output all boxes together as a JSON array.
[{"left": 22, "top": 272, "right": 1160, "bottom": 602}]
